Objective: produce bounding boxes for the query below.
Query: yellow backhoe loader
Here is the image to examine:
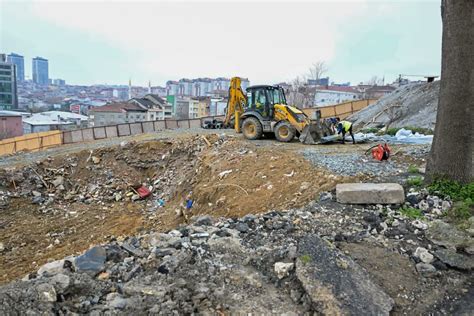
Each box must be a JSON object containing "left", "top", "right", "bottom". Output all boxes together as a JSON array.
[{"left": 224, "top": 77, "right": 332, "bottom": 144}]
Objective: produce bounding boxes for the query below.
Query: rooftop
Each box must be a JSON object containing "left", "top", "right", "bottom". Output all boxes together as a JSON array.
[
  {"left": 23, "top": 111, "right": 88, "bottom": 126},
  {"left": 90, "top": 102, "right": 146, "bottom": 113}
]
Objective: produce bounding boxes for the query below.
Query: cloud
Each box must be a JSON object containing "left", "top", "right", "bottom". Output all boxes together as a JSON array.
[{"left": 29, "top": 1, "right": 371, "bottom": 84}]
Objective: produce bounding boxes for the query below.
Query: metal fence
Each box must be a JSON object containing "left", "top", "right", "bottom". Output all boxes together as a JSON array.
[{"left": 302, "top": 99, "right": 377, "bottom": 120}]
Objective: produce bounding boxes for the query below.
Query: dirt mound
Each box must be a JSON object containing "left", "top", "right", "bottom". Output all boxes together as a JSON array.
[
  {"left": 0, "top": 134, "right": 346, "bottom": 284},
  {"left": 349, "top": 81, "right": 440, "bottom": 130}
]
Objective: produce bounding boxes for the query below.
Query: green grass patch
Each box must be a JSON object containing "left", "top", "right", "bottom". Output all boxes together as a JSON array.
[
  {"left": 400, "top": 206, "right": 424, "bottom": 219},
  {"left": 428, "top": 179, "right": 474, "bottom": 201},
  {"left": 300, "top": 254, "right": 311, "bottom": 265},
  {"left": 428, "top": 179, "right": 474, "bottom": 227},
  {"left": 407, "top": 176, "right": 423, "bottom": 187},
  {"left": 360, "top": 127, "right": 379, "bottom": 134},
  {"left": 408, "top": 165, "right": 420, "bottom": 174},
  {"left": 385, "top": 127, "right": 400, "bottom": 136}
]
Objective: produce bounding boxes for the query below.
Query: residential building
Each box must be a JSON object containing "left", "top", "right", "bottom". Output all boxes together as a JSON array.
[
  {"left": 178, "top": 79, "right": 193, "bottom": 96},
  {"left": 209, "top": 98, "right": 227, "bottom": 116},
  {"left": 166, "top": 77, "right": 250, "bottom": 97},
  {"left": 188, "top": 98, "right": 199, "bottom": 119},
  {"left": 150, "top": 86, "right": 167, "bottom": 97},
  {"left": 175, "top": 97, "right": 190, "bottom": 120},
  {"left": 314, "top": 86, "right": 361, "bottom": 107},
  {"left": 0, "top": 111, "right": 23, "bottom": 139},
  {"left": 0, "top": 54, "right": 18, "bottom": 110},
  {"left": 364, "top": 85, "right": 396, "bottom": 99},
  {"left": 128, "top": 94, "right": 173, "bottom": 120},
  {"left": 113, "top": 88, "right": 128, "bottom": 100},
  {"left": 196, "top": 97, "right": 210, "bottom": 117},
  {"left": 32, "top": 57, "right": 49, "bottom": 85},
  {"left": 307, "top": 77, "right": 329, "bottom": 86},
  {"left": 7, "top": 53, "right": 25, "bottom": 82},
  {"left": 166, "top": 95, "right": 177, "bottom": 116},
  {"left": 166, "top": 81, "right": 179, "bottom": 96},
  {"left": 23, "top": 111, "right": 88, "bottom": 134},
  {"left": 53, "top": 79, "right": 66, "bottom": 86},
  {"left": 89, "top": 103, "right": 147, "bottom": 127}
]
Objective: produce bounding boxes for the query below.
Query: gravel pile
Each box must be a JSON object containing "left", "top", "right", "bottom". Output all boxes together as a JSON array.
[
  {"left": 349, "top": 81, "right": 440, "bottom": 129},
  {"left": 302, "top": 150, "right": 405, "bottom": 177}
]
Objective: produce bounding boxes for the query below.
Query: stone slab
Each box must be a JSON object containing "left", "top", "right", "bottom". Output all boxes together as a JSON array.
[
  {"left": 297, "top": 234, "right": 394, "bottom": 315},
  {"left": 336, "top": 183, "right": 405, "bottom": 204}
]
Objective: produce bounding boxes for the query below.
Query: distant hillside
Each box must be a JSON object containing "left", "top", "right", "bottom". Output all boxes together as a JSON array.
[{"left": 349, "top": 81, "right": 440, "bottom": 130}]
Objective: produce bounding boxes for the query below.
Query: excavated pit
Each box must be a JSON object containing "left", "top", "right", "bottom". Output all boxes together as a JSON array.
[{"left": 0, "top": 134, "right": 348, "bottom": 284}]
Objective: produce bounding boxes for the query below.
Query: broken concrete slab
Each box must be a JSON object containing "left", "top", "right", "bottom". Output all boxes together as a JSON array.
[
  {"left": 73, "top": 246, "right": 106, "bottom": 276},
  {"left": 426, "top": 220, "right": 474, "bottom": 252},
  {"left": 336, "top": 183, "right": 404, "bottom": 204},
  {"left": 296, "top": 234, "right": 394, "bottom": 315},
  {"left": 434, "top": 249, "right": 474, "bottom": 271}
]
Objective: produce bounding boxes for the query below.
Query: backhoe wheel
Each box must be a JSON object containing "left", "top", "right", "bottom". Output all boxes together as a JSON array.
[
  {"left": 242, "top": 117, "right": 263, "bottom": 140},
  {"left": 274, "top": 121, "right": 296, "bottom": 142}
]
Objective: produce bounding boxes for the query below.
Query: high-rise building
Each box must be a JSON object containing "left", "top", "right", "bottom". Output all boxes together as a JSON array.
[
  {"left": 6, "top": 53, "right": 24, "bottom": 82},
  {"left": 0, "top": 54, "right": 18, "bottom": 110},
  {"left": 32, "top": 56, "right": 49, "bottom": 85}
]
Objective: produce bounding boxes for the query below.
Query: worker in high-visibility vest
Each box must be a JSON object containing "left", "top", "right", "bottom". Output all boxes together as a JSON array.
[{"left": 336, "top": 117, "right": 355, "bottom": 144}]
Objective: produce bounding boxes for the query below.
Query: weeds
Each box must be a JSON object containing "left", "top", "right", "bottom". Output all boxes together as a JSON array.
[
  {"left": 408, "top": 165, "right": 420, "bottom": 174},
  {"left": 407, "top": 176, "right": 423, "bottom": 187},
  {"left": 400, "top": 207, "right": 424, "bottom": 219},
  {"left": 386, "top": 127, "right": 400, "bottom": 136},
  {"left": 361, "top": 127, "right": 379, "bottom": 134},
  {"left": 300, "top": 254, "right": 311, "bottom": 265},
  {"left": 428, "top": 179, "right": 474, "bottom": 227}
]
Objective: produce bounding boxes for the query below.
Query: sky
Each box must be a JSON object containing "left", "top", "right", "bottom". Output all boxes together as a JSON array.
[{"left": 1, "top": 0, "right": 442, "bottom": 87}]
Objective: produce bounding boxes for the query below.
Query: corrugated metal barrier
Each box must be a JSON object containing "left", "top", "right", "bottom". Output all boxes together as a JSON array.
[{"left": 0, "top": 116, "right": 224, "bottom": 157}]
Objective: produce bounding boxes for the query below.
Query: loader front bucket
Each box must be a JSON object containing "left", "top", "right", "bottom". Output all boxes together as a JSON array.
[
  {"left": 299, "top": 120, "right": 333, "bottom": 144},
  {"left": 299, "top": 124, "right": 322, "bottom": 144}
]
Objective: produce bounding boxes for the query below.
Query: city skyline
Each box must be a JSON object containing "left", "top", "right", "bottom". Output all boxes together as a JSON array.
[{"left": 2, "top": 1, "right": 442, "bottom": 86}]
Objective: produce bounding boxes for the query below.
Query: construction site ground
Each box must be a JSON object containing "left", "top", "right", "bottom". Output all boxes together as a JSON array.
[{"left": 0, "top": 129, "right": 429, "bottom": 285}]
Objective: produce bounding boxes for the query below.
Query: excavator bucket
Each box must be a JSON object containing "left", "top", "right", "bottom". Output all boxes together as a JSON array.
[{"left": 299, "top": 120, "right": 333, "bottom": 144}]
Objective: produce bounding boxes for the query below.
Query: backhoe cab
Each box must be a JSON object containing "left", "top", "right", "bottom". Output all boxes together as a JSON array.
[{"left": 224, "top": 77, "right": 332, "bottom": 144}]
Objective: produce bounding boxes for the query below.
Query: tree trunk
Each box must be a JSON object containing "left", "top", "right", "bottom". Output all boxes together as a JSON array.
[{"left": 426, "top": 0, "right": 473, "bottom": 184}]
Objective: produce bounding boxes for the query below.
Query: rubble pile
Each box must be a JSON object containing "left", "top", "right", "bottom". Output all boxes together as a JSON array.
[
  {"left": 0, "top": 134, "right": 346, "bottom": 284},
  {"left": 349, "top": 81, "right": 440, "bottom": 129},
  {"left": 0, "top": 136, "right": 219, "bottom": 209},
  {"left": 1, "top": 189, "right": 472, "bottom": 315}
]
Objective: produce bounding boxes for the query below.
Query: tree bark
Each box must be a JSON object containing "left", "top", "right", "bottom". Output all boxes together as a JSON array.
[{"left": 426, "top": 0, "right": 473, "bottom": 184}]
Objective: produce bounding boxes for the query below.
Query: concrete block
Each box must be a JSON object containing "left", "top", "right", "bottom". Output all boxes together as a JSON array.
[{"left": 336, "top": 183, "right": 404, "bottom": 204}]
